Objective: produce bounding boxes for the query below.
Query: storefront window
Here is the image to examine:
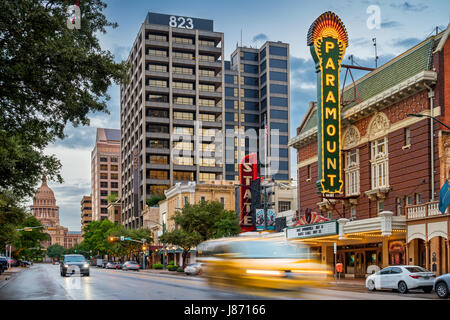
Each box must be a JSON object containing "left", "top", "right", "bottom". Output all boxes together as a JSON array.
[{"left": 345, "top": 252, "right": 355, "bottom": 274}]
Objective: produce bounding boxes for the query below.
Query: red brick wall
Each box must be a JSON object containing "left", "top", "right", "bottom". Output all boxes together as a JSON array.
[{"left": 296, "top": 89, "right": 440, "bottom": 219}]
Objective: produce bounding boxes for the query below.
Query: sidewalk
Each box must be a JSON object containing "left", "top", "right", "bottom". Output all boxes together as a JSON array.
[
  {"left": 0, "top": 267, "right": 23, "bottom": 289},
  {"left": 328, "top": 277, "right": 366, "bottom": 288},
  {"left": 140, "top": 268, "right": 192, "bottom": 277}
]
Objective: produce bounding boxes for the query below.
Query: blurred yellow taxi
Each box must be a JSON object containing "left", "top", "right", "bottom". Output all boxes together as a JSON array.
[{"left": 197, "top": 237, "right": 332, "bottom": 292}]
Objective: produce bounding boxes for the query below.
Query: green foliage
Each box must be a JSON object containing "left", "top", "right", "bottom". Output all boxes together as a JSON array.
[
  {"left": 80, "top": 219, "right": 153, "bottom": 260},
  {"left": 13, "top": 214, "right": 50, "bottom": 260},
  {"left": 160, "top": 201, "right": 239, "bottom": 268},
  {"left": 152, "top": 263, "right": 163, "bottom": 269},
  {"left": 0, "top": 0, "right": 129, "bottom": 198},
  {"left": 47, "top": 244, "right": 65, "bottom": 260},
  {"left": 167, "top": 265, "right": 178, "bottom": 271},
  {"left": 172, "top": 201, "right": 240, "bottom": 240},
  {"left": 106, "top": 193, "right": 118, "bottom": 204},
  {"left": 146, "top": 194, "right": 166, "bottom": 207},
  {"left": 177, "top": 267, "right": 184, "bottom": 272},
  {"left": 0, "top": 190, "right": 27, "bottom": 250}
]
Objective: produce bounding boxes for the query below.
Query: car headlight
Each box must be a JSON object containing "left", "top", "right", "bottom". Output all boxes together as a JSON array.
[
  {"left": 83, "top": 263, "right": 89, "bottom": 268},
  {"left": 64, "top": 264, "right": 69, "bottom": 268}
]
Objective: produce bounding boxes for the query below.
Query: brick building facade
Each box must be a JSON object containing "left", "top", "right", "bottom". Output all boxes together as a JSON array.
[{"left": 289, "top": 25, "right": 450, "bottom": 277}]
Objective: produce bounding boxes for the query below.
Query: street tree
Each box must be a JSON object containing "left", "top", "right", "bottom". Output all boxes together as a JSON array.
[
  {"left": 172, "top": 201, "right": 240, "bottom": 241},
  {"left": 47, "top": 244, "right": 65, "bottom": 260},
  {"left": 0, "top": 190, "right": 27, "bottom": 250},
  {"left": 13, "top": 215, "right": 50, "bottom": 260},
  {"left": 0, "top": 0, "right": 128, "bottom": 198},
  {"left": 159, "top": 229, "right": 203, "bottom": 268}
]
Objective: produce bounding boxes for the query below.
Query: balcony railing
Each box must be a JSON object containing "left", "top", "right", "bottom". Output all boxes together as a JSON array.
[{"left": 406, "top": 201, "right": 446, "bottom": 219}]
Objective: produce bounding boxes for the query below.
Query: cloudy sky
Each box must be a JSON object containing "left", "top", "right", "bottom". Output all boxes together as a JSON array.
[{"left": 32, "top": 0, "right": 450, "bottom": 231}]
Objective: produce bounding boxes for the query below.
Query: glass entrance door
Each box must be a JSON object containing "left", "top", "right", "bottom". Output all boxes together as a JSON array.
[{"left": 355, "top": 252, "right": 365, "bottom": 278}]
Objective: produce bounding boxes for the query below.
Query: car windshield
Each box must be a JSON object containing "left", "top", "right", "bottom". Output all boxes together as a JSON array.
[
  {"left": 405, "top": 266, "right": 429, "bottom": 273},
  {"left": 227, "top": 241, "right": 311, "bottom": 259},
  {"left": 65, "top": 256, "right": 85, "bottom": 262},
  {"left": 126, "top": 261, "right": 137, "bottom": 264}
]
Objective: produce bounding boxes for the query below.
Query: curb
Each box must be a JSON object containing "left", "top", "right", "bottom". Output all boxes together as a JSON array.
[{"left": 0, "top": 269, "right": 23, "bottom": 290}]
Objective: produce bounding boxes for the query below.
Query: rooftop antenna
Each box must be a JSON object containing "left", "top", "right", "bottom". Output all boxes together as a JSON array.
[
  {"left": 348, "top": 54, "right": 354, "bottom": 66},
  {"left": 240, "top": 28, "right": 243, "bottom": 48},
  {"left": 372, "top": 38, "right": 379, "bottom": 69}
]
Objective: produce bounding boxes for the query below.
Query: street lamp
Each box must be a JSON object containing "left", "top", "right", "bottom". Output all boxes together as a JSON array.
[{"left": 407, "top": 114, "right": 450, "bottom": 130}]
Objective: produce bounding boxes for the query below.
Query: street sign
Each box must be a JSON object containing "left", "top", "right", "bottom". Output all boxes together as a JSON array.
[{"left": 334, "top": 242, "right": 337, "bottom": 254}]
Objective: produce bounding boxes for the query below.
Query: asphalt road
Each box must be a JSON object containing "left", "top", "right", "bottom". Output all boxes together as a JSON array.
[{"left": 0, "top": 264, "right": 439, "bottom": 300}]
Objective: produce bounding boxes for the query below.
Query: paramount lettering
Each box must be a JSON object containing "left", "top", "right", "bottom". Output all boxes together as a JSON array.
[{"left": 308, "top": 12, "right": 347, "bottom": 194}]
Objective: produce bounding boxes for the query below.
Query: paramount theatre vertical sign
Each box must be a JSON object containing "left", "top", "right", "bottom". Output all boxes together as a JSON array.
[{"left": 307, "top": 12, "right": 348, "bottom": 194}]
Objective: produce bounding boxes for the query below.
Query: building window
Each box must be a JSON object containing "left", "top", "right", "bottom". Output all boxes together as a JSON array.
[
  {"left": 100, "top": 182, "right": 108, "bottom": 188},
  {"left": 100, "top": 190, "right": 108, "bottom": 196},
  {"left": 406, "top": 195, "right": 413, "bottom": 206},
  {"left": 350, "top": 206, "right": 356, "bottom": 219},
  {"left": 307, "top": 165, "right": 311, "bottom": 180},
  {"left": 200, "top": 173, "right": 215, "bottom": 181},
  {"left": 220, "top": 197, "right": 225, "bottom": 206},
  {"left": 184, "top": 196, "right": 189, "bottom": 206},
  {"left": 327, "top": 211, "right": 333, "bottom": 220},
  {"left": 404, "top": 127, "right": 411, "bottom": 146},
  {"left": 100, "top": 157, "right": 108, "bottom": 162},
  {"left": 377, "top": 200, "right": 384, "bottom": 213},
  {"left": 371, "top": 137, "right": 389, "bottom": 189},
  {"left": 415, "top": 193, "right": 422, "bottom": 204},
  {"left": 100, "top": 164, "right": 108, "bottom": 171},
  {"left": 201, "top": 196, "right": 206, "bottom": 202},
  {"left": 345, "top": 149, "right": 360, "bottom": 196},
  {"left": 396, "top": 198, "right": 402, "bottom": 216},
  {"left": 278, "top": 201, "right": 291, "bottom": 212}
]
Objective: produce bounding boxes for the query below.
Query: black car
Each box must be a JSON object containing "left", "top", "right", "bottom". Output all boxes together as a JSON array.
[
  {"left": 0, "top": 256, "right": 8, "bottom": 274},
  {"left": 60, "top": 254, "right": 90, "bottom": 277}
]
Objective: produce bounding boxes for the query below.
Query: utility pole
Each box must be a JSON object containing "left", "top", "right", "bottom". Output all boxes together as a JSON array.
[{"left": 372, "top": 38, "right": 378, "bottom": 69}]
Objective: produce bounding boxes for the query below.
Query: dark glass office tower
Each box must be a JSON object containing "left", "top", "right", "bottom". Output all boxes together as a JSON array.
[{"left": 224, "top": 42, "right": 290, "bottom": 182}]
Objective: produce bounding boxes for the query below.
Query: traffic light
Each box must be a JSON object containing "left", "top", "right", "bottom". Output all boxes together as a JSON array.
[{"left": 108, "top": 236, "right": 117, "bottom": 242}]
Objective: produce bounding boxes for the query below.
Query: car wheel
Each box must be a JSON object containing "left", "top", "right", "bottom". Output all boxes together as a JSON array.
[
  {"left": 61, "top": 272, "right": 66, "bottom": 277},
  {"left": 83, "top": 272, "right": 90, "bottom": 277},
  {"left": 367, "top": 280, "right": 376, "bottom": 291},
  {"left": 435, "top": 282, "right": 449, "bottom": 299},
  {"left": 398, "top": 281, "right": 408, "bottom": 294}
]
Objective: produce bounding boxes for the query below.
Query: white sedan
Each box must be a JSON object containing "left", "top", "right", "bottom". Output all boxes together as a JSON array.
[
  {"left": 366, "top": 265, "right": 435, "bottom": 294},
  {"left": 184, "top": 263, "right": 203, "bottom": 275}
]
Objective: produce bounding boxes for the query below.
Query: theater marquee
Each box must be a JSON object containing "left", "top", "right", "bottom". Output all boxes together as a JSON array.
[{"left": 307, "top": 12, "right": 348, "bottom": 194}]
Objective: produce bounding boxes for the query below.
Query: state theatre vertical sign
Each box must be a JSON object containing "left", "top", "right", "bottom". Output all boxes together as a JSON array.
[
  {"left": 308, "top": 12, "right": 348, "bottom": 194},
  {"left": 240, "top": 153, "right": 257, "bottom": 232}
]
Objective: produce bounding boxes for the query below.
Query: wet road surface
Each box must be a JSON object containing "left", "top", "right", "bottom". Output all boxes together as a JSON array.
[{"left": 0, "top": 264, "right": 437, "bottom": 300}]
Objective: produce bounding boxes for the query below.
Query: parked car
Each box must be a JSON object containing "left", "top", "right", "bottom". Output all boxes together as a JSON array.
[
  {"left": 434, "top": 273, "right": 450, "bottom": 298},
  {"left": 19, "top": 260, "right": 32, "bottom": 267},
  {"left": 53, "top": 261, "right": 60, "bottom": 265},
  {"left": 366, "top": 265, "right": 435, "bottom": 293},
  {"left": 60, "top": 254, "right": 90, "bottom": 277},
  {"left": 102, "top": 261, "right": 108, "bottom": 268},
  {"left": 122, "top": 261, "right": 140, "bottom": 271},
  {"left": 0, "top": 256, "right": 8, "bottom": 274},
  {"left": 114, "top": 262, "right": 123, "bottom": 270},
  {"left": 105, "top": 262, "right": 116, "bottom": 269},
  {"left": 184, "top": 263, "right": 203, "bottom": 275}
]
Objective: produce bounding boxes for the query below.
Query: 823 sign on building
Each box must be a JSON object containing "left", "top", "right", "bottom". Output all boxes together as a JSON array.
[
  {"left": 146, "top": 12, "right": 214, "bottom": 32},
  {"left": 307, "top": 12, "right": 348, "bottom": 194},
  {"left": 169, "top": 16, "right": 194, "bottom": 29}
]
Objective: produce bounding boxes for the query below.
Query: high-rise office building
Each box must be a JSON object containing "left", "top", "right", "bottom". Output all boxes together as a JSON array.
[
  {"left": 224, "top": 43, "right": 290, "bottom": 182},
  {"left": 120, "top": 13, "right": 225, "bottom": 229},
  {"left": 120, "top": 12, "right": 290, "bottom": 229},
  {"left": 91, "top": 128, "right": 121, "bottom": 221}
]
